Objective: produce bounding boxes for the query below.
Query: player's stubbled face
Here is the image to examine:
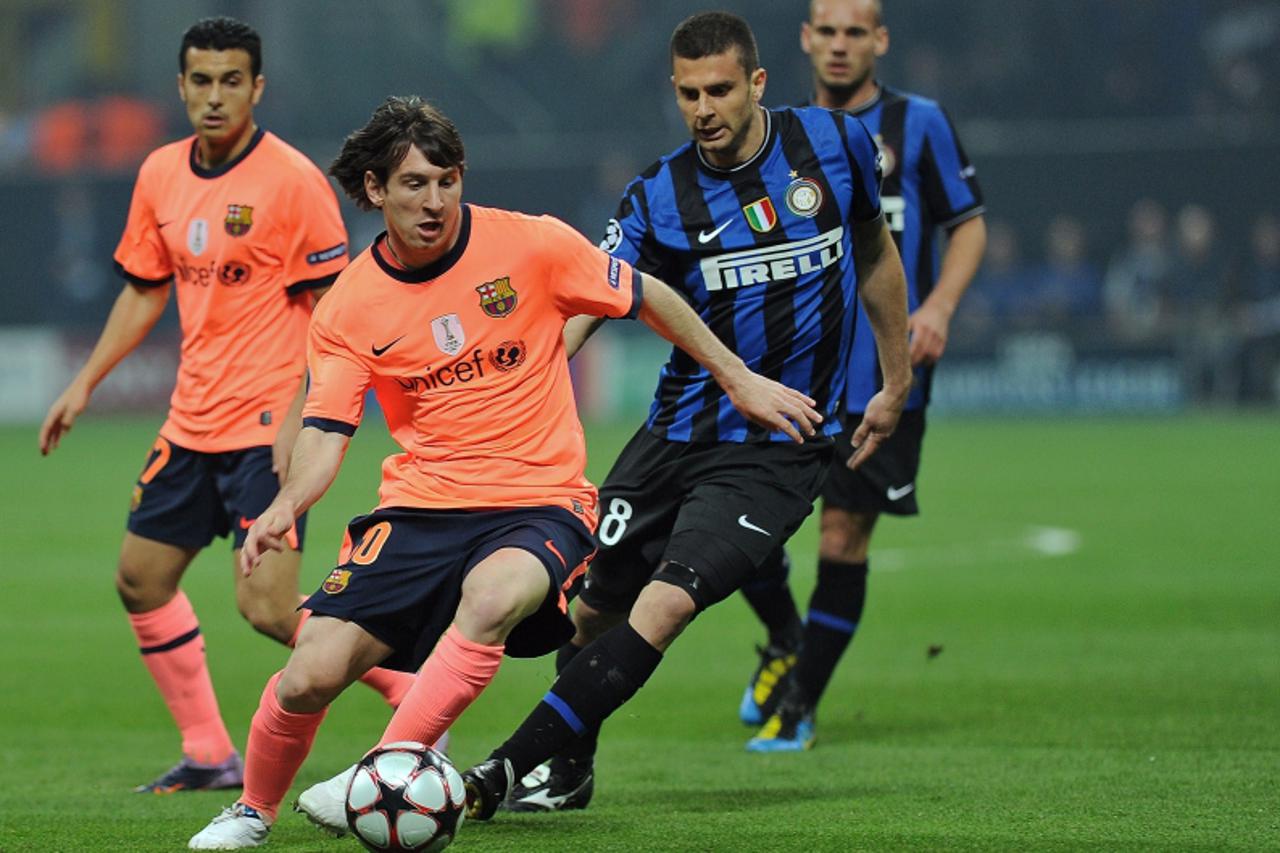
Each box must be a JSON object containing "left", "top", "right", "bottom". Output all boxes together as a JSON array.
[
  {"left": 372, "top": 144, "right": 463, "bottom": 268},
  {"left": 672, "top": 50, "right": 765, "bottom": 168},
  {"left": 178, "top": 48, "right": 262, "bottom": 149},
  {"left": 803, "top": 0, "right": 887, "bottom": 92}
]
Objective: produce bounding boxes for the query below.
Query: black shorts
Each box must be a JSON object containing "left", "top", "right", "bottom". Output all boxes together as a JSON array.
[
  {"left": 302, "top": 505, "right": 596, "bottom": 671},
  {"left": 821, "top": 408, "right": 926, "bottom": 516},
  {"left": 579, "top": 428, "right": 832, "bottom": 614},
  {"left": 127, "top": 436, "right": 307, "bottom": 551}
]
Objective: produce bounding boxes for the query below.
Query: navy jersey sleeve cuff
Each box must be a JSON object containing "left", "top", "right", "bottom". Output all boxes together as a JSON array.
[
  {"left": 302, "top": 416, "right": 357, "bottom": 436},
  {"left": 624, "top": 268, "right": 644, "bottom": 319},
  {"left": 286, "top": 272, "right": 340, "bottom": 296},
  {"left": 113, "top": 260, "right": 171, "bottom": 288}
]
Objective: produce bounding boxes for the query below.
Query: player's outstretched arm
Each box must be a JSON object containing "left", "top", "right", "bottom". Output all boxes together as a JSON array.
[
  {"left": 272, "top": 285, "right": 334, "bottom": 483},
  {"left": 564, "top": 314, "right": 607, "bottom": 360},
  {"left": 635, "top": 273, "right": 822, "bottom": 443},
  {"left": 909, "top": 215, "right": 987, "bottom": 367},
  {"left": 241, "top": 426, "right": 349, "bottom": 576},
  {"left": 39, "top": 282, "right": 171, "bottom": 455},
  {"left": 850, "top": 218, "right": 912, "bottom": 470}
]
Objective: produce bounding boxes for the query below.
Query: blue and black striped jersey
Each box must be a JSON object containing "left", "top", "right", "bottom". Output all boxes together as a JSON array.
[
  {"left": 603, "top": 107, "right": 883, "bottom": 443},
  {"left": 839, "top": 85, "right": 985, "bottom": 412}
]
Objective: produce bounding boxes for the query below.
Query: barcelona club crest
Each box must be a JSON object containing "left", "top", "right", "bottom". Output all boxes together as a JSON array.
[
  {"left": 742, "top": 197, "right": 778, "bottom": 233},
  {"left": 224, "top": 204, "right": 254, "bottom": 237},
  {"left": 322, "top": 569, "right": 352, "bottom": 595},
  {"left": 476, "top": 276, "right": 518, "bottom": 318}
]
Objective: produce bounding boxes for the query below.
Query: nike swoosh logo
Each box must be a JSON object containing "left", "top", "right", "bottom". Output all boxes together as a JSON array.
[
  {"left": 239, "top": 517, "right": 256, "bottom": 529},
  {"left": 697, "top": 220, "right": 733, "bottom": 244},
  {"left": 737, "top": 514, "right": 771, "bottom": 536},
  {"left": 371, "top": 335, "right": 405, "bottom": 357},
  {"left": 886, "top": 483, "right": 915, "bottom": 501}
]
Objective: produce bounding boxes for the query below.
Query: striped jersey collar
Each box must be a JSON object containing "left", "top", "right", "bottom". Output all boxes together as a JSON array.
[{"left": 695, "top": 107, "right": 775, "bottom": 176}]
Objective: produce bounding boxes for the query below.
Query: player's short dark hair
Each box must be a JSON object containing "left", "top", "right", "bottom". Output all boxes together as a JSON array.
[
  {"left": 670, "top": 11, "right": 759, "bottom": 75},
  {"left": 180, "top": 17, "right": 262, "bottom": 78},
  {"left": 329, "top": 96, "right": 467, "bottom": 211}
]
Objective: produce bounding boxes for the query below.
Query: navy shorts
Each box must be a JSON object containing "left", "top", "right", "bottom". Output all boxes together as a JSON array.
[
  {"left": 580, "top": 428, "right": 832, "bottom": 614},
  {"left": 822, "top": 409, "right": 926, "bottom": 516},
  {"left": 302, "top": 505, "right": 597, "bottom": 672},
  {"left": 127, "top": 436, "right": 307, "bottom": 551}
]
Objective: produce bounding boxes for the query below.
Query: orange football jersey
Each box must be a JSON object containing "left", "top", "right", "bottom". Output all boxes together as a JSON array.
[
  {"left": 302, "top": 204, "right": 642, "bottom": 525},
  {"left": 113, "top": 129, "right": 349, "bottom": 452}
]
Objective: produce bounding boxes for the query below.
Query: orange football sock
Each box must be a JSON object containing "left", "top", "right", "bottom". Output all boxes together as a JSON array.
[
  {"left": 290, "top": 604, "right": 415, "bottom": 708},
  {"left": 129, "top": 591, "right": 235, "bottom": 765},
  {"left": 379, "top": 625, "right": 503, "bottom": 748},
  {"left": 240, "top": 672, "right": 327, "bottom": 821}
]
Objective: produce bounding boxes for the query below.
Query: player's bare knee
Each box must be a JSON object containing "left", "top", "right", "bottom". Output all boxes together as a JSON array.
[
  {"left": 275, "top": 665, "right": 340, "bottom": 713},
  {"left": 819, "top": 509, "right": 873, "bottom": 562},
  {"left": 458, "top": 561, "right": 547, "bottom": 639},
  {"left": 630, "top": 580, "right": 696, "bottom": 649},
  {"left": 114, "top": 564, "right": 173, "bottom": 613},
  {"left": 238, "top": 600, "right": 298, "bottom": 645},
  {"left": 573, "top": 601, "right": 623, "bottom": 645}
]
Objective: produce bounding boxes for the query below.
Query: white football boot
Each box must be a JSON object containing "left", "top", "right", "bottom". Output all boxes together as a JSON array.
[
  {"left": 188, "top": 802, "right": 271, "bottom": 849},
  {"left": 294, "top": 764, "right": 357, "bottom": 836}
]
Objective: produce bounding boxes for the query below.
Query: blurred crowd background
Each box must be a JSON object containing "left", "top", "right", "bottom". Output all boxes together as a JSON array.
[{"left": 2, "top": 0, "right": 1278, "bottom": 418}]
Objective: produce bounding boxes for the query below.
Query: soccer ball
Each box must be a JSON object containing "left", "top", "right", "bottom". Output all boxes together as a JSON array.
[{"left": 345, "top": 741, "right": 467, "bottom": 852}]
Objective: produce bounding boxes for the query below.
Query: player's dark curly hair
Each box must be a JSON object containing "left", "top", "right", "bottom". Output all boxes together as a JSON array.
[
  {"left": 180, "top": 17, "right": 262, "bottom": 77},
  {"left": 670, "top": 11, "right": 759, "bottom": 75},
  {"left": 329, "top": 96, "right": 467, "bottom": 211}
]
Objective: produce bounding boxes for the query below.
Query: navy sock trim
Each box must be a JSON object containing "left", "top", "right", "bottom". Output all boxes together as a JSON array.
[{"left": 140, "top": 627, "right": 201, "bottom": 655}]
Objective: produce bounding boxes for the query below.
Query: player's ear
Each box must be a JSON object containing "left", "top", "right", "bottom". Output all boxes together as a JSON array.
[
  {"left": 177, "top": 71, "right": 186, "bottom": 103},
  {"left": 800, "top": 21, "right": 812, "bottom": 55},
  {"left": 751, "top": 68, "right": 767, "bottom": 104},
  {"left": 363, "top": 171, "right": 384, "bottom": 209},
  {"left": 250, "top": 74, "right": 265, "bottom": 107},
  {"left": 875, "top": 26, "right": 889, "bottom": 57}
]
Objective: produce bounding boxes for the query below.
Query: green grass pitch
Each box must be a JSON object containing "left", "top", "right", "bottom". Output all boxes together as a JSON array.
[{"left": 1, "top": 414, "right": 1277, "bottom": 851}]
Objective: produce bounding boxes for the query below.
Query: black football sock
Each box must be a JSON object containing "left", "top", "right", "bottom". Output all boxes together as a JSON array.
[
  {"left": 491, "top": 623, "right": 662, "bottom": 780},
  {"left": 740, "top": 550, "right": 803, "bottom": 649},
  {"left": 553, "top": 641, "right": 597, "bottom": 768},
  {"left": 792, "top": 558, "right": 869, "bottom": 708}
]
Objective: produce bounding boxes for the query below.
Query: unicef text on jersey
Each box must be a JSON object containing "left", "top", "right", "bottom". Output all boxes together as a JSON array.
[{"left": 699, "top": 226, "right": 844, "bottom": 292}]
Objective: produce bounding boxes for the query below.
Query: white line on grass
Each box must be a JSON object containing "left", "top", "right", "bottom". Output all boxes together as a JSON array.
[{"left": 872, "top": 525, "right": 1083, "bottom": 571}]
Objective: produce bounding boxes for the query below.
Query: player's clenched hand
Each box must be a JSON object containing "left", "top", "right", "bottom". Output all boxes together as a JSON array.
[
  {"left": 848, "top": 387, "right": 906, "bottom": 470},
  {"left": 908, "top": 301, "right": 952, "bottom": 367},
  {"left": 240, "top": 502, "right": 297, "bottom": 576},
  {"left": 39, "top": 383, "right": 91, "bottom": 456},
  {"left": 722, "top": 371, "right": 822, "bottom": 444}
]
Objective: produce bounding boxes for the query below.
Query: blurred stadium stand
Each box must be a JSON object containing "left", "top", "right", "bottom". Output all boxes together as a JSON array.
[{"left": 1, "top": 0, "right": 1277, "bottom": 421}]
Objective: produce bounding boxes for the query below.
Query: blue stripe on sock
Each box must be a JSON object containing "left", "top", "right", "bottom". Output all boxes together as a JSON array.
[
  {"left": 807, "top": 609, "right": 858, "bottom": 634},
  {"left": 542, "top": 691, "right": 585, "bottom": 735}
]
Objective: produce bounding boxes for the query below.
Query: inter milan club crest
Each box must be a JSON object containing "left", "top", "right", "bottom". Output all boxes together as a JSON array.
[
  {"left": 224, "top": 203, "right": 254, "bottom": 237},
  {"left": 187, "top": 219, "right": 208, "bottom": 255},
  {"left": 476, "top": 276, "right": 518, "bottom": 318},
  {"left": 742, "top": 197, "right": 778, "bottom": 233},
  {"left": 785, "top": 177, "right": 824, "bottom": 218},
  {"left": 873, "top": 134, "right": 897, "bottom": 178},
  {"left": 322, "top": 569, "right": 351, "bottom": 594},
  {"left": 431, "top": 313, "right": 465, "bottom": 355}
]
